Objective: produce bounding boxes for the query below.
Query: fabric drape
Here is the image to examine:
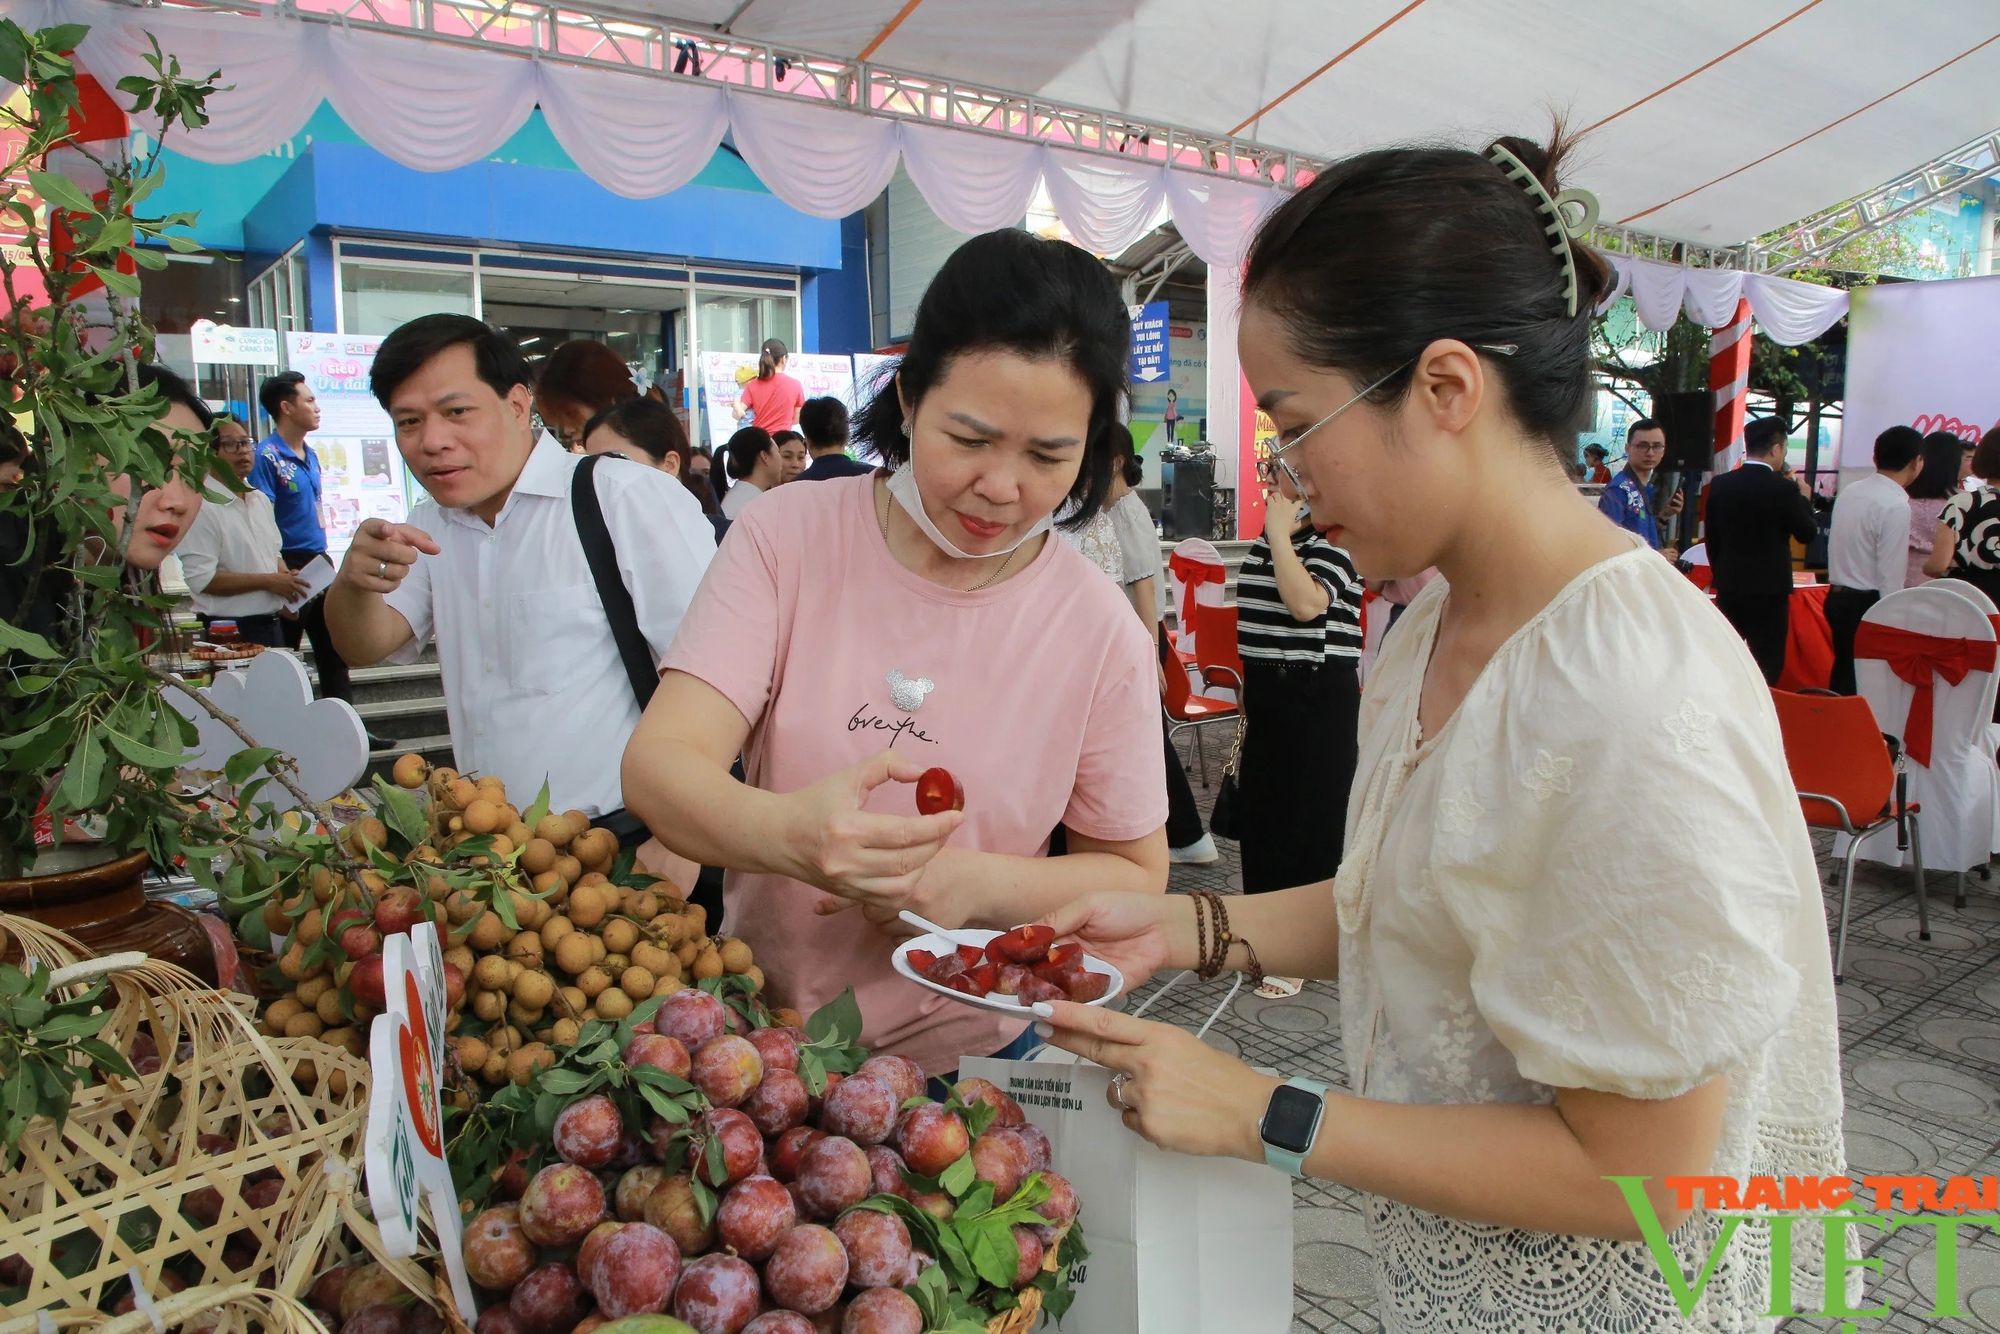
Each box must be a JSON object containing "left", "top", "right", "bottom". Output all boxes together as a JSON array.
[{"left": 1853, "top": 620, "right": 1997, "bottom": 765}]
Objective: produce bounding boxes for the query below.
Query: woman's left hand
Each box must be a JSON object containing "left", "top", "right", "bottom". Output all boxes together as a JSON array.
[
  {"left": 1032, "top": 999, "right": 1279, "bottom": 1161},
  {"left": 1263, "top": 488, "right": 1299, "bottom": 539}
]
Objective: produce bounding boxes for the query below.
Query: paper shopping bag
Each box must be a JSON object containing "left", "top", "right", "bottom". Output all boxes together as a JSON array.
[{"left": 958, "top": 1052, "right": 1294, "bottom": 1334}]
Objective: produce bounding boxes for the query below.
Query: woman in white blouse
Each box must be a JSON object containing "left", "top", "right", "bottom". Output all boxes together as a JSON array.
[
  {"left": 1034, "top": 130, "right": 1846, "bottom": 1331},
  {"left": 179, "top": 416, "right": 309, "bottom": 644}
]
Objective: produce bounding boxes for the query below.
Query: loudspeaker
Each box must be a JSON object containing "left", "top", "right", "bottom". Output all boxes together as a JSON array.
[
  {"left": 1160, "top": 456, "right": 1213, "bottom": 541},
  {"left": 1653, "top": 391, "right": 1714, "bottom": 473}
]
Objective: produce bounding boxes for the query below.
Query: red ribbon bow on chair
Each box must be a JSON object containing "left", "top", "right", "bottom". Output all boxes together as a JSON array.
[{"left": 1852, "top": 621, "right": 1997, "bottom": 766}]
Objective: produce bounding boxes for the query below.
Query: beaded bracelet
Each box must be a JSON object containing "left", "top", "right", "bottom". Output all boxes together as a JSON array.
[{"left": 1190, "top": 891, "right": 1265, "bottom": 988}]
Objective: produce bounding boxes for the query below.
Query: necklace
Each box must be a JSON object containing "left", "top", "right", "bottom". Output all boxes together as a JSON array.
[{"left": 876, "top": 483, "right": 1022, "bottom": 591}]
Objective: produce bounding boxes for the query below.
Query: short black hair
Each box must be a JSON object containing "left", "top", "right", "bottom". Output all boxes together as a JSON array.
[
  {"left": 1626, "top": 417, "right": 1664, "bottom": 440},
  {"left": 799, "top": 396, "right": 849, "bottom": 450},
  {"left": 1873, "top": 424, "right": 1924, "bottom": 472},
  {"left": 772, "top": 429, "right": 805, "bottom": 448},
  {"left": 1742, "top": 418, "right": 1788, "bottom": 457},
  {"left": 370, "top": 314, "right": 534, "bottom": 411},
  {"left": 854, "top": 228, "right": 1128, "bottom": 529},
  {"left": 258, "top": 370, "right": 305, "bottom": 422},
  {"left": 141, "top": 363, "right": 214, "bottom": 430}
]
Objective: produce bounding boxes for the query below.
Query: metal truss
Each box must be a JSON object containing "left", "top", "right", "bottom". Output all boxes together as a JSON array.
[
  {"left": 1750, "top": 126, "right": 2000, "bottom": 275},
  {"left": 119, "top": 0, "right": 1319, "bottom": 186}
]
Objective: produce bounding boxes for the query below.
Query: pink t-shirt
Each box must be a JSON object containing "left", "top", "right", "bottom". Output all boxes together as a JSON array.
[
  {"left": 661, "top": 475, "right": 1166, "bottom": 1072},
  {"left": 737, "top": 372, "right": 805, "bottom": 433}
]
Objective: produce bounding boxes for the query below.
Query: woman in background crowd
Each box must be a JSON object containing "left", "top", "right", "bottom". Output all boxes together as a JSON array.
[
  {"left": 178, "top": 413, "right": 308, "bottom": 645},
  {"left": 720, "top": 426, "right": 783, "bottom": 519},
  {"left": 1905, "top": 429, "right": 1973, "bottom": 587},
  {"left": 1924, "top": 426, "right": 2000, "bottom": 603},
  {"left": 584, "top": 398, "right": 725, "bottom": 543},
  {"left": 734, "top": 337, "right": 805, "bottom": 434},
  {"left": 535, "top": 339, "right": 637, "bottom": 448},
  {"left": 773, "top": 428, "right": 810, "bottom": 484},
  {"left": 1103, "top": 425, "right": 1214, "bottom": 865}
]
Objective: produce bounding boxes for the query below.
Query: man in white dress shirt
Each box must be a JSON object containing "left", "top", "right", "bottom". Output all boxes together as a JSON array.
[
  {"left": 325, "top": 315, "right": 715, "bottom": 829},
  {"left": 1826, "top": 424, "right": 1924, "bottom": 694},
  {"left": 179, "top": 416, "right": 311, "bottom": 645}
]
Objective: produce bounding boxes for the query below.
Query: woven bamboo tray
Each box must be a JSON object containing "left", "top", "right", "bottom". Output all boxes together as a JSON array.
[{"left": 0, "top": 915, "right": 369, "bottom": 1333}]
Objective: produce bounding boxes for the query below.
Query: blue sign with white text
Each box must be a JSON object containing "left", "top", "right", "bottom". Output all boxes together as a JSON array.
[{"left": 1130, "top": 302, "right": 1168, "bottom": 384}]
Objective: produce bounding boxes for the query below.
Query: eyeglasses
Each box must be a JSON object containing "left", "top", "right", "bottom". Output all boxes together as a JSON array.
[{"left": 1259, "top": 344, "right": 1517, "bottom": 494}]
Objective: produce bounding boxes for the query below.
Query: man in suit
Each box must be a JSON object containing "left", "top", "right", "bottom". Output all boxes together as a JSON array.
[{"left": 1704, "top": 417, "right": 1818, "bottom": 684}]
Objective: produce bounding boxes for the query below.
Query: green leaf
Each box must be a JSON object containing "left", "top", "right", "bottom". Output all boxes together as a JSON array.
[
  {"left": 962, "top": 1097, "right": 998, "bottom": 1139},
  {"left": 521, "top": 779, "right": 551, "bottom": 834},
  {"left": 223, "top": 746, "right": 279, "bottom": 786},
  {"left": 371, "top": 776, "right": 428, "bottom": 848},
  {"left": 25, "top": 168, "right": 91, "bottom": 213},
  {"left": 535, "top": 1068, "right": 592, "bottom": 1096},
  {"left": 92, "top": 265, "right": 141, "bottom": 299},
  {"left": 105, "top": 727, "right": 187, "bottom": 769},
  {"left": 938, "top": 1151, "right": 976, "bottom": 1198},
  {"left": 55, "top": 727, "right": 105, "bottom": 814},
  {"left": 965, "top": 1218, "right": 1021, "bottom": 1288},
  {"left": 0, "top": 22, "right": 28, "bottom": 84},
  {"left": 0, "top": 619, "right": 56, "bottom": 659},
  {"left": 32, "top": 1009, "right": 110, "bottom": 1044},
  {"left": 691, "top": 1174, "right": 717, "bottom": 1226},
  {"left": 627, "top": 1065, "right": 694, "bottom": 1095},
  {"left": 804, "top": 986, "right": 862, "bottom": 1045},
  {"left": 637, "top": 1083, "right": 688, "bottom": 1123},
  {"left": 953, "top": 1180, "right": 994, "bottom": 1221},
  {"left": 702, "top": 1134, "right": 726, "bottom": 1187},
  {"left": 40, "top": 23, "right": 88, "bottom": 53}
]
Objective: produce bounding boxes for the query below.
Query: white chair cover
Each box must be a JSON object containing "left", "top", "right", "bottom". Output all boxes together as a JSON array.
[
  {"left": 1919, "top": 578, "right": 2000, "bottom": 851},
  {"left": 1850, "top": 585, "right": 2000, "bottom": 872},
  {"left": 1166, "top": 538, "right": 1226, "bottom": 657}
]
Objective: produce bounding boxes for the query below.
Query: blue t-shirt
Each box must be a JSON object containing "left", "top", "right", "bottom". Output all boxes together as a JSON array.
[
  {"left": 1598, "top": 467, "right": 1661, "bottom": 550},
  {"left": 247, "top": 433, "right": 326, "bottom": 554}
]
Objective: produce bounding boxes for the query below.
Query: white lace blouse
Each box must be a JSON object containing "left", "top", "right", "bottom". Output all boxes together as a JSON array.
[{"left": 1335, "top": 546, "right": 1846, "bottom": 1332}]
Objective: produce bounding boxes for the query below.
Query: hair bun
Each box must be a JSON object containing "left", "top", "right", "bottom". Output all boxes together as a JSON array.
[{"left": 1486, "top": 121, "right": 1611, "bottom": 316}]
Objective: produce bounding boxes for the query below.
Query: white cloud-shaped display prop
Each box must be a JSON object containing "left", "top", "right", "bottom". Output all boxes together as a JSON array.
[{"left": 164, "top": 649, "right": 368, "bottom": 809}]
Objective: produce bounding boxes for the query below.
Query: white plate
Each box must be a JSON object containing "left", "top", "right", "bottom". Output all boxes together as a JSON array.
[{"left": 892, "top": 929, "right": 1123, "bottom": 1013}]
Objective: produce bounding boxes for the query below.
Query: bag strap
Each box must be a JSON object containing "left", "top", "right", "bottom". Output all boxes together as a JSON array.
[{"left": 570, "top": 453, "right": 658, "bottom": 710}]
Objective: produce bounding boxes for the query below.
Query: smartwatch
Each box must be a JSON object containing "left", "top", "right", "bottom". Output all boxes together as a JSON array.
[{"left": 1259, "top": 1077, "right": 1328, "bottom": 1176}]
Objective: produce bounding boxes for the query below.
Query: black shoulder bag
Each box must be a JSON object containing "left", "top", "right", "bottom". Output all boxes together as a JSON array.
[{"left": 571, "top": 454, "right": 657, "bottom": 851}]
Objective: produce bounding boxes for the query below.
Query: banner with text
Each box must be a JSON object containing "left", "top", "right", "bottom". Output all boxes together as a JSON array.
[{"left": 285, "top": 333, "right": 410, "bottom": 563}]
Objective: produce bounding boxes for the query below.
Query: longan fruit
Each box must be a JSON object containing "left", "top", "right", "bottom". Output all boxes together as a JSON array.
[
  {"left": 446, "top": 1010, "right": 462, "bottom": 1033},
  {"left": 719, "top": 939, "right": 754, "bottom": 974},
  {"left": 675, "top": 940, "right": 700, "bottom": 969},
  {"left": 444, "top": 890, "right": 483, "bottom": 926},
  {"left": 513, "top": 969, "right": 555, "bottom": 1010},
  {"left": 392, "top": 753, "right": 430, "bottom": 789},
  {"left": 567, "top": 884, "right": 609, "bottom": 929},
  {"left": 444, "top": 777, "right": 479, "bottom": 810},
  {"left": 488, "top": 834, "right": 515, "bottom": 859},
  {"left": 602, "top": 954, "right": 630, "bottom": 975},
  {"left": 284, "top": 1011, "right": 324, "bottom": 1039},
  {"left": 619, "top": 967, "right": 654, "bottom": 1000},
  {"left": 553, "top": 856, "right": 584, "bottom": 887},
  {"left": 428, "top": 765, "right": 458, "bottom": 795},
  {"left": 315, "top": 990, "right": 346, "bottom": 1026},
  {"left": 296, "top": 974, "right": 331, "bottom": 1007},
  {"left": 551, "top": 1018, "right": 581, "bottom": 1046},
  {"left": 324, "top": 1026, "right": 363, "bottom": 1057},
  {"left": 480, "top": 1051, "right": 508, "bottom": 1085},
  {"left": 682, "top": 902, "right": 708, "bottom": 935},
  {"left": 311, "top": 865, "right": 337, "bottom": 903},
  {"left": 593, "top": 987, "right": 633, "bottom": 1021},
  {"left": 468, "top": 912, "right": 506, "bottom": 952},
  {"left": 294, "top": 910, "right": 324, "bottom": 947},
  {"left": 601, "top": 918, "right": 639, "bottom": 956},
  {"left": 656, "top": 915, "right": 689, "bottom": 946},
  {"left": 505, "top": 1025, "right": 526, "bottom": 1050},
  {"left": 291, "top": 1059, "right": 319, "bottom": 1091},
  {"left": 474, "top": 955, "right": 512, "bottom": 990},
  {"left": 520, "top": 839, "right": 558, "bottom": 876},
  {"left": 506, "top": 933, "right": 545, "bottom": 968},
  {"left": 534, "top": 815, "right": 574, "bottom": 848},
  {"left": 541, "top": 916, "right": 575, "bottom": 950},
  {"left": 652, "top": 975, "right": 685, "bottom": 998},
  {"left": 630, "top": 941, "right": 673, "bottom": 978},
  {"left": 692, "top": 949, "right": 724, "bottom": 981},
  {"left": 278, "top": 945, "right": 310, "bottom": 983},
  {"left": 575, "top": 871, "right": 611, "bottom": 892},
  {"left": 558, "top": 809, "right": 588, "bottom": 839},
  {"left": 506, "top": 998, "right": 544, "bottom": 1027},
  {"left": 628, "top": 891, "right": 662, "bottom": 921},
  {"left": 453, "top": 1036, "right": 489, "bottom": 1072},
  {"left": 557, "top": 986, "right": 588, "bottom": 1018},
  {"left": 262, "top": 897, "right": 290, "bottom": 933},
  {"left": 264, "top": 997, "right": 303, "bottom": 1033},
  {"left": 345, "top": 816, "right": 388, "bottom": 856},
  {"left": 487, "top": 1024, "right": 516, "bottom": 1055},
  {"left": 772, "top": 1007, "right": 804, "bottom": 1030},
  {"left": 472, "top": 990, "right": 506, "bottom": 1022},
  {"left": 553, "top": 933, "right": 595, "bottom": 976},
  {"left": 477, "top": 774, "right": 508, "bottom": 800},
  {"left": 445, "top": 945, "right": 477, "bottom": 976},
  {"left": 576, "top": 966, "right": 612, "bottom": 999},
  {"left": 504, "top": 959, "right": 525, "bottom": 985},
  {"left": 514, "top": 894, "right": 549, "bottom": 932},
  {"left": 506, "top": 1044, "right": 554, "bottom": 1086},
  {"left": 743, "top": 965, "right": 764, "bottom": 993},
  {"left": 535, "top": 873, "right": 569, "bottom": 906}
]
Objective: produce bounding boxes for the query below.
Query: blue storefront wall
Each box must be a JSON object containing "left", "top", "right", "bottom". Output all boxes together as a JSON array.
[{"left": 146, "top": 103, "right": 870, "bottom": 353}]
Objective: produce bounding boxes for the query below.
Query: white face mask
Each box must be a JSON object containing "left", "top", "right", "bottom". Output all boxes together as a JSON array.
[{"left": 885, "top": 450, "right": 1054, "bottom": 561}]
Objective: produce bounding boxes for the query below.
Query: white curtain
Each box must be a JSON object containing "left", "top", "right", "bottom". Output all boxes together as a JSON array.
[
  {"left": 1041, "top": 149, "right": 1167, "bottom": 256},
  {"left": 1606, "top": 254, "right": 1849, "bottom": 344},
  {"left": 1164, "top": 170, "right": 1278, "bottom": 269},
  {"left": 899, "top": 122, "right": 1045, "bottom": 234},
  {"left": 326, "top": 29, "right": 538, "bottom": 173},
  {"left": 538, "top": 64, "right": 728, "bottom": 201},
  {"left": 727, "top": 91, "right": 903, "bottom": 220}
]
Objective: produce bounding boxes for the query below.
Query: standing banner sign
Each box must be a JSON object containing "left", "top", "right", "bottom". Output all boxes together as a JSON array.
[
  {"left": 284, "top": 333, "right": 411, "bottom": 563},
  {"left": 365, "top": 923, "right": 477, "bottom": 1320},
  {"left": 697, "top": 351, "right": 762, "bottom": 452},
  {"left": 1128, "top": 302, "right": 1169, "bottom": 384},
  {"left": 190, "top": 320, "right": 282, "bottom": 366},
  {"left": 786, "top": 353, "right": 857, "bottom": 414}
]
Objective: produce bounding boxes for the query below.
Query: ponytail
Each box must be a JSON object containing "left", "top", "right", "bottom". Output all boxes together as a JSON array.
[{"left": 756, "top": 337, "right": 788, "bottom": 381}]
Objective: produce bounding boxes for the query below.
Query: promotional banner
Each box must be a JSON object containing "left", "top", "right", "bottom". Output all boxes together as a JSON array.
[
  {"left": 698, "top": 350, "right": 761, "bottom": 452},
  {"left": 1844, "top": 274, "right": 2000, "bottom": 481},
  {"left": 190, "top": 320, "right": 281, "bottom": 366},
  {"left": 787, "top": 352, "right": 857, "bottom": 414},
  {"left": 1128, "top": 301, "right": 1168, "bottom": 384},
  {"left": 285, "top": 333, "right": 409, "bottom": 562},
  {"left": 853, "top": 353, "right": 898, "bottom": 408},
  {"left": 1133, "top": 319, "right": 1206, "bottom": 454}
]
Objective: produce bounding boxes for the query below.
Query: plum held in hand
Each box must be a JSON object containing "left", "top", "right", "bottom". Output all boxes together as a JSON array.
[{"left": 913, "top": 767, "right": 964, "bottom": 816}]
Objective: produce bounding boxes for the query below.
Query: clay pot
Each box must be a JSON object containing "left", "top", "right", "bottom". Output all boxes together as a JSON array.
[{"left": 0, "top": 846, "right": 217, "bottom": 984}]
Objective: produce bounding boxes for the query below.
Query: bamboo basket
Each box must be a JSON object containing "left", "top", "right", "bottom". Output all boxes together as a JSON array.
[
  {"left": 0, "top": 915, "right": 370, "bottom": 1333},
  {"left": 70, "top": 1282, "right": 332, "bottom": 1334}
]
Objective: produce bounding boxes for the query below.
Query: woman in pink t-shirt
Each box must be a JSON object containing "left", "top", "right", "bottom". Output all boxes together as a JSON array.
[
  {"left": 734, "top": 338, "right": 806, "bottom": 434},
  {"left": 625, "top": 231, "right": 1168, "bottom": 1073}
]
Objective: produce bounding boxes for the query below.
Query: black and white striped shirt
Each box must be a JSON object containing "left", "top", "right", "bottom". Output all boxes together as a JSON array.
[{"left": 1236, "top": 528, "right": 1365, "bottom": 662}]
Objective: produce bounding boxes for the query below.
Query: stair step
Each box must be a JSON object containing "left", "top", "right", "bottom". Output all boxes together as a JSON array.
[{"left": 355, "top": 697, "right": 450, "bottom": 724}]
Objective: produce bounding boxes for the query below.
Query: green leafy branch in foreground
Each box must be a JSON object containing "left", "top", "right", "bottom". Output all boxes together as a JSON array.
[{"left": 0, "top": 961, "right": 133, "bottom": 1163}]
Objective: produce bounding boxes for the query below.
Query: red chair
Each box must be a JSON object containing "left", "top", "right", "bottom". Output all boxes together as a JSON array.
[
  {"left": 1195, "top": 604, "right": 1245, "bottom": 697},
  {"left": 1162, "top": 636, "right": 1239, "bottom": 788},
  {"left": 1769, "top": 688, "right": 1929, "bottom": 982}
]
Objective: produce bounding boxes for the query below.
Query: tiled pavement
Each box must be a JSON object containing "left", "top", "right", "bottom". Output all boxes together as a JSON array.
[{"left": 1139, "top": 734, "right": 2000, "bottom": 1332}]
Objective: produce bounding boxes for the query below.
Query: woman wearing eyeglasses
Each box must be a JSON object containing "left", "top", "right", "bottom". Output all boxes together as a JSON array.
[{"left": 1031, "top": 128, "right": 1845, "bottom": 1330}]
